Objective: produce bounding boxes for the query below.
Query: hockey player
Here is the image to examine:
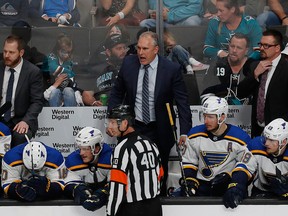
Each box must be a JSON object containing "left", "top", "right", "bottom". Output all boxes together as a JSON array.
[
  {"left": 1, "top": 141, "right": 66, "bottom": 201},
  {"left": 182, "top": 96, "right": 257, "bottom": 208},
  {"left": 64, "top": 126, "right": 112, "bottom": 211},
  {"left": 248, "top": 118, "right": 288, "bottom": 198},
  {"left": 106, "top": 105, "right": 163, "bottom": 216}
]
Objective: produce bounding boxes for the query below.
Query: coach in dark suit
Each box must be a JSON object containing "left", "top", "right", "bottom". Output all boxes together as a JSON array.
[
  {"left": 238, "top": 29, "right": 288, "bottom": 137},
  {"left": 108, "top": 31, "right": 192, "bottom": 195},
  {"left": 0, "top": 35, "right": 43, "bottom": 147}
]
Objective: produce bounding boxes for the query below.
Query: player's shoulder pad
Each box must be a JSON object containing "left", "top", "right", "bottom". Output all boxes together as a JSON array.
[
  {"left": 187, "top": 124, "right": 208, "bottom": 139},
  {"left": 65, "top": 150, "right": 85, "bottom": 170},
  {"left": 224, "top": 124, "right": 251, "bottom": 146},
  {"left": 45, "top": 145, "right": 65, "bottom": 169},
  {"left": 98, "top": 143, "right": 112, "bottom": 168},
  {"left": 3, "top": 143, "right": 26, "bottom": 166},
  {"left": 248, "top": 136, "right": 268, "bottom": 157}
]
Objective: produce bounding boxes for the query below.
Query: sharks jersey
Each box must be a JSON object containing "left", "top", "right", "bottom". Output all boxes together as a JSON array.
[
  {"left": 65, "top": 143, "right": 112, "bottom": 186},
  {"left": 204, "top": 15, "right": 262, "bottom": 59},
  {"left": 183, "top": 124, "right": 256, "bottom": 182},
  {"left": 1, "top": 143, "right": 66, "bottom": 194},
  {"left": 248, "top": 136, "right": 288, "bottom": 192}
]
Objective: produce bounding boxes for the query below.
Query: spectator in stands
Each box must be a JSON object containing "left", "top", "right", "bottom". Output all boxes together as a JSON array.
[
  {"left": 237, "top": 29, "right": 288, "bottom": 137},
  {"left": 201, "top": 33, "right": 254, "bottom": 105},
  {"left": 64, "top": 127, "right": 112, "bottom": 211},
  {"left": 42, "top": 33, "right": 81, "bottom": 107},
  {"left": 0, "top": 0, "right": 29, "bottom": 27},
  {"left": 82, "top": 34, "right": 129, "bottom": 106},
  {"left": 180, "top": 96, "right": 256, "bottom": 209},
  {"left": 1, "top": 141, "right": 66, "bottom": 201},
  {"left": 248, "top": 118, "right": 288, "bottom": 198},
  {"left": 140, "top": 0, "right": 203, "bottom": 28},
  {"left": 88, "top": 23, "right": 130, "bottom": 66},
  {"left": 202, "top": 0, "right": 267, "bottom": 24},
  {"left": 0, "top": 35, "right": 43, "bottom": 147},
  {"left": 29, "top": 0, "right": 81, "bottom": 27},
  {"left": 107, "top": 31, "right": 192, "bottom": 195},
  {"left": 164, "top": 30, "right": 208, "bottom": 74},
  {"left": 98, "top": 0, "right": 146, "bottom": 26},
  {"left": 257, "top": 0, "right": 288, "bottom": 29},
  {"left": 203, "top": 0, "right": 262, "bottom": 60}
]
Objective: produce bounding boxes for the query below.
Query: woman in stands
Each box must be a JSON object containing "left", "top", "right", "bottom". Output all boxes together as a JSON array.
[{"left": 203, "top": 0, "right": 262, "bottom": 60}]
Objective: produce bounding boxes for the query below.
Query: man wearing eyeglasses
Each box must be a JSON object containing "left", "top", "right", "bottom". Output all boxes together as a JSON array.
[{"left": 238, "top": 29, "right": 288, "bottom": 137}]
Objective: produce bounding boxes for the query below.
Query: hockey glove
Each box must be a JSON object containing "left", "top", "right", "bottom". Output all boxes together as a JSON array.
[
  {"left": 269, "top": 176, "right": 288, "bottom": 198},
  {"left": 183, "top": 177, "right": 199, "bottom": 196},
  {"left": 27, "top": 175, "right": 50, "bottom": 197},
  {"left": 223, "top": 183, "right": 246, "bottom": 209},
  {"left": 210, "top": 172, "right": 231, "bottom": 196},
  {"left": 73, "top": 184, "right": 92, "bottom": 204},
  {"left": 82, "top": 187, "right": 109, "bottom": 211},
  {"left": 15, "top": 182, "right": 37, "bottom": 202}
]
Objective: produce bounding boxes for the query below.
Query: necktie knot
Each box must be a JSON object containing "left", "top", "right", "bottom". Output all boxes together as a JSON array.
[
  {"left": 9, "top": 68, "right": 15, "bottom": 73},
  {"left": 144, "top": 64, "right": 150, "bottom": 71}
]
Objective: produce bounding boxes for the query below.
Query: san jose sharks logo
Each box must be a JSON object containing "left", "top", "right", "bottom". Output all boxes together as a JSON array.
[{"left": 200, "top": 151, "right": 229, "bottom": 178}]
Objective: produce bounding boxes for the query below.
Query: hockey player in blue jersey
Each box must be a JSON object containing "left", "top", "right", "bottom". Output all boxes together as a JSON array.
[
  {"left": 64, "top": 126, "right": 112, "bottom": 211},
  {"left": 181, "top": 96, "right": 256, "bottom": 208},
  {"left": 248, "top": 118, "right": 288, "bottom": 198},
  {"left": 1, "top": 141, "right": 66, "bottom": 201}
]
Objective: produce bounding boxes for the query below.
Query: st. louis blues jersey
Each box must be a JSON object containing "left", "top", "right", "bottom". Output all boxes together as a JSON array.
[
  {"left": 183, "top": 124, "right": 256, "bottom": 182},
  {"left": 0, "top": 122, "right": 12, "bottom": 157},
  {"left": 65, "top": 143, "right": 112, "bottom": 187},
  {"left": 1, "top": 143, "right": 66, "bottom": 194},
  {"left": 248, "top": 136, "right": 288, "bottom": 192}
]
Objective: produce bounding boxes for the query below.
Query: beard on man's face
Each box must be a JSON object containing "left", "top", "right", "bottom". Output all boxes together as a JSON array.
[{"left": 4, "top": 56, "right": 21, "bottom": 68}]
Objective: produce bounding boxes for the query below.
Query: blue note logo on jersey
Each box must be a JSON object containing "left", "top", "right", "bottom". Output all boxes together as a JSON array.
[{"left": 200, "top": 151, "right": 229, "bottom": 178}]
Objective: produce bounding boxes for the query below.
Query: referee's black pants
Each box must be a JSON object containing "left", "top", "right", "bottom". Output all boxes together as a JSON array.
[{"left": 116, "top": 196, "right": 162, "bottom": 216}]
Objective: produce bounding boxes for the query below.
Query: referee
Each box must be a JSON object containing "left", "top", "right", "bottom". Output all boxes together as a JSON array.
[{"left": 106, "top": 105, "right": 163, "bottom": 216}]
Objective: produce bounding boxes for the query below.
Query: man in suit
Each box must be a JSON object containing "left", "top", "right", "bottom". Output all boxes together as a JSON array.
[
  {"left": 0, "top": 35, "right": 43, "bottom": 147},
  {"left": 238, "top": 29, "right": 288, "bottom": 137},
  {"left": 107, "top": 31, "right": 192, "bottom": 195}
]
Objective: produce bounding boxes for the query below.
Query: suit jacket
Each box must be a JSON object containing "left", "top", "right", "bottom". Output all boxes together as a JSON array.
[
  {"left": 0, "top": 59, "right": 44, "bottom": 134},
  {"left": 108, "top": 55, "right": 192, "bottom": 149},
  {"left": 238, "top": 55, "right": 288, "bottom": 136}
]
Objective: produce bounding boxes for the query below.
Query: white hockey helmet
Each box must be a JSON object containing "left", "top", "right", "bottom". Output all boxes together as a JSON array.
[
  {"left": 263, "top": 118, "right": 288, "bottom": 145},
  {"left": 75, "top": 127, "right": 104, "bottom": 156},
  {"left": 202, "top": 96, "right": 228, "bottom": 123},
  {"left": 23, "top": 141, "right": 47, "bottom": 170}
]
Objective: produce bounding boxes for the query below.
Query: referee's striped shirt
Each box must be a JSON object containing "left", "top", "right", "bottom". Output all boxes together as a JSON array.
[{"left": 107, "top": 131, "right": 164, "bottom": 216}]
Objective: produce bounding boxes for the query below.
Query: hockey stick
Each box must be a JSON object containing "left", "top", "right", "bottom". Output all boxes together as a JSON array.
[
  {"left": 166, "top": 103, "right": 190, "bottom": 197},
  {"left": 0, "top": 101, "right": 12, "bottom": 118},
  {"left": 25, "top": 134, "right": 36, "bottom": 178}
]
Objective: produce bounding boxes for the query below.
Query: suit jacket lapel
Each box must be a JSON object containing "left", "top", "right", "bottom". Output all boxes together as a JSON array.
[
  {"left": 131, "top": 58, "right": 141, "bottom": 100},
  {"left": 15, "top": 60, "right": 26, "bottom": 98},
  {"left": 154, "top": 56, "right": 163, "bottom": 103},
  {"left": 0, "top": 63, "right": 5, "bottom": 103}
]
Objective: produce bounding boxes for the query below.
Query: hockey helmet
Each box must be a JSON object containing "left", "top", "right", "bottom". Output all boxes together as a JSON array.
[
  {"left": 202, "top": 96, "right": 228, "bottom": 120},
  {"left": 75, "top": 126, "right": 104, "bottom": 156},
  {"left": 23, "top": 141, "right": 47, "bottom": 170},
  {"left": 107, "top": 105, "right": 134, "bottom": 121},
  {"left": 263, "top": 118, "right": 288, "bottom": 145}
]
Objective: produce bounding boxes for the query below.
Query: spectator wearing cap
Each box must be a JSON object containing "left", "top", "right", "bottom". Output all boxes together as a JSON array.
[
  {"left": 88, "top": 24, "right": 130, "bottom": 66},
  {"left": 82, "top": 33, "right": 129, "bottom": 106}
]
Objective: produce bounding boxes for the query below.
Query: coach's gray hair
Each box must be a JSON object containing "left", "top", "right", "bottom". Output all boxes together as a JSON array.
[{"left": 139, "top": 31, "right": 159, "bottom": 46}]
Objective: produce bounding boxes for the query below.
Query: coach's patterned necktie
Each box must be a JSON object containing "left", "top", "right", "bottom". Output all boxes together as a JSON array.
[
  {"left": 256, "top": 71, "right": 268, "bottom": 124},
  {"left": 142, "top": 64, "right": 150, "bottom": 124}
]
